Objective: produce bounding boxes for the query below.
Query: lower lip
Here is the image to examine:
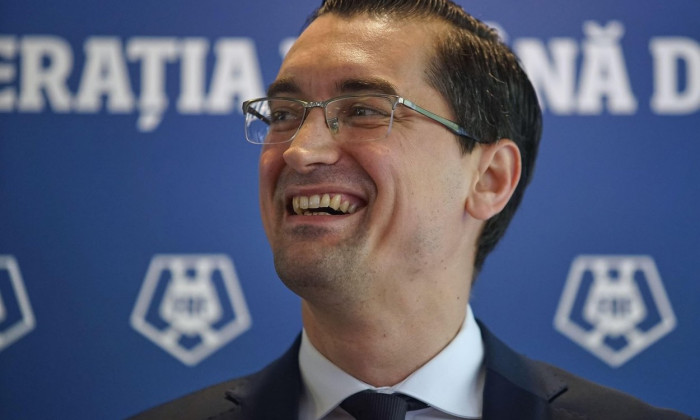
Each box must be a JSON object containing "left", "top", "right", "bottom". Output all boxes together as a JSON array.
[{"left": 285, "top": 211, "right": 358, "bottom": 224}]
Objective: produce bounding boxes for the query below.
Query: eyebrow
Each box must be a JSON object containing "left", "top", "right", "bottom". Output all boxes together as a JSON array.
[
  {"left": 266, "top": 77, "right": 399, "bottom": 98},
  {"left": 339, "top": 78, "right": 398, "bottom": 96},
  {"left": 266, "top": 78, "right": 300, "bottom": 98}
]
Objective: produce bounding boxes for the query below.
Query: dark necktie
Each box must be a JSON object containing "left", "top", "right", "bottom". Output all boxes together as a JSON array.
[{"left": 340, "top": 390, "right": 428, "bottom": 420}]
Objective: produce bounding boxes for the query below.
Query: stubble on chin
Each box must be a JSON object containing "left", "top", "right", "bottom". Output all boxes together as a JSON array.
[{"left": 272, "top": 225, "right": 371, "bottom": 304}]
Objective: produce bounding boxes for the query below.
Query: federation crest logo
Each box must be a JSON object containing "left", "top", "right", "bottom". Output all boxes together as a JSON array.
[
  {"left": 131, "top": 254, "right": 252, "bottom": 366},
  {"left": 554, "top": 255, "right": 676, "bottom": 367},
  {"left": 0, "top": 255, "right": 36, "bottom": 353}
]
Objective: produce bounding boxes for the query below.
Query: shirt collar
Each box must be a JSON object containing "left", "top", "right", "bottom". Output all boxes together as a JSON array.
[{"left": 298, "top": 305, "right": 485, "bottom": 419}]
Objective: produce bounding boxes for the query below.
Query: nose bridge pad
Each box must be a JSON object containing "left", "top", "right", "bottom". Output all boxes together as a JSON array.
[{"left": 326, "top": 116, "right": 340, "bottom": 135}]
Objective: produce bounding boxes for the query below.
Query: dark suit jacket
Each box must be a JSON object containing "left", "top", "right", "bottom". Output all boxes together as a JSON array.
[{"left": 129, "top": 323, "right": 693, "bottom": 419}]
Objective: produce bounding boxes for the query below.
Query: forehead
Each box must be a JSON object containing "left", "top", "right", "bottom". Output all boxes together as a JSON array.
[{"left": 271, "top": 14, "right": 440, "bottom": 98}]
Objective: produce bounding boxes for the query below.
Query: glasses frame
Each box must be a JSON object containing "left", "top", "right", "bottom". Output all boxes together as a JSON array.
[{"left": 241, "top": 94, "right": 483, "bottom": 144}]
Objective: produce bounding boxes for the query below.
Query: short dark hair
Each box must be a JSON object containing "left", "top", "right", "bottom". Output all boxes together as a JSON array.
[{"left": 308, "top": 0, "right": 542, "bottom": 277}]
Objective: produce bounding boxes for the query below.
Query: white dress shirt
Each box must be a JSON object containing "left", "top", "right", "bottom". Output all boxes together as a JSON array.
[{"left": 298, "top": 305, "right": 485, "bottom": 419}]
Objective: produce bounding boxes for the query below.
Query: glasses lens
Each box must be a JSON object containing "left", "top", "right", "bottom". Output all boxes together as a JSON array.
[
  {"left": 328, "top": 95, "right": 396, "bottom": 142},
  {"left": 244, "top": 99, "right": 305, "bottom": 144},
  {"left": 244, "top": 95, "right": 397, "bottom": 144}
]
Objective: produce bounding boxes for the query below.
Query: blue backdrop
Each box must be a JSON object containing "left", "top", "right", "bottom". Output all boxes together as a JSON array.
[{"left": 1, "top": 1, "right": 698, "bottom": 418}]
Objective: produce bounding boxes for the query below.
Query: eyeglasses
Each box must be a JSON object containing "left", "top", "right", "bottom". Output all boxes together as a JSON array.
[{"left": 241, "top": 94, "right": 482, "bottom": 145}]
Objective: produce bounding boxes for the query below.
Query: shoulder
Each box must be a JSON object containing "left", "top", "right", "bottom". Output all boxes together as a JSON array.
[
  {"left": 478, "top": 321, "right": 693, "bottom": 419},
  {"left": 535, "top": 358, "right": 692, "bottom": 420},
  {"left": 125, "top": 373, "right": 258, "bottom": 420},
  {"left": 127, "top": 335, "right": 303, "bottom": 420}
]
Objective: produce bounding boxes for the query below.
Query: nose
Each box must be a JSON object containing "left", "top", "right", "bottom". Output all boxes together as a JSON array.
[{"left": 282, "top": 107, "right": 341, "bottom": 173}]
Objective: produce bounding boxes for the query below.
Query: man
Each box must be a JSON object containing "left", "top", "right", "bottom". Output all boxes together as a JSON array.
[{"left": 130, "top": 0, "right": 693, "bottom": 418}]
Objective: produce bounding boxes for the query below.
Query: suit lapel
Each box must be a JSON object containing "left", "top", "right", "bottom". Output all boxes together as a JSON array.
[
  {"left": 225, "top": 335, "right": 303, "bottom": 419},
  {"left": 478, "top": 322, "right": 568, "bottom": 420}
]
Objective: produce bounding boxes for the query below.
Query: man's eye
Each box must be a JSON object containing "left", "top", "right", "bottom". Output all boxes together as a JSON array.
[
  {"left": 268, "top": 107, "right": 302, "bottom": 132},
  {"left": 270, "top": 110, "right": 298, "bottom": 122},
  {"left": 347, "top": 104, "right": 388, "bottom": 118}
]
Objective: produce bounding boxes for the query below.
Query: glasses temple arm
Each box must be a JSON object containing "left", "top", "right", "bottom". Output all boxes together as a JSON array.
[
  {"left": 398, "top": 98, "right": 482, "bottom": 142},
  {"left": 243, "top": 103, "right": 271, "bottom": 125}
]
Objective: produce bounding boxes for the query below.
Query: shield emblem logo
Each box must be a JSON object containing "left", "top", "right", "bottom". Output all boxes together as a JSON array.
[
  {"left": 131, "top": 254, "right": 252, "bottom": 366},
  {"left": 554, "top": 255, "right": 676, "bottom": 367},
  {"left": 0, "top": 256, "right": 36, "bottom": 353}
]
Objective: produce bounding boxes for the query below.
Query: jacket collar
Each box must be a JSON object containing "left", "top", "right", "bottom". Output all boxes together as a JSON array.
[
  {"left": 225, "top": 323, "right": 570, "bottom": 419},
  {"left": 478, "top": 321, "right": 568, "bottom": 419}
]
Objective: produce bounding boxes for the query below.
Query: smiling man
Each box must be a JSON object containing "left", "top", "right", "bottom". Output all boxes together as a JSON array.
[{"left": 130, "top": 1, "right": 693, "bottom": 419}]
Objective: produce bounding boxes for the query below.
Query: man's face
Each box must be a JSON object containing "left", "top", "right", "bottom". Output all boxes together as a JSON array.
[{"left": 258, "top": 14, "right": 483, "bottom": 304}]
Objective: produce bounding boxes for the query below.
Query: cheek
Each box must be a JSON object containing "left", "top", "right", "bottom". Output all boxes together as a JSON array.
[
  {"left": 403, "top": 145, "right": 471, "bottom": 224},
  {"left": 403, "top": 142, "right": 464, "bottom": 193},
  {"left": 347, "top": 142, "right": 394, "bottom": 187},
  {"left": 258, "top": 147, "right": 285, "bottom": 193},
  {"left": 258, "top": 147, "right": 286, "bottom": 228}
]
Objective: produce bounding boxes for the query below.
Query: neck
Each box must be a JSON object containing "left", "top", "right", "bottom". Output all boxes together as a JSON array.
[{"left": 301, "top": 276, "right": 470, "bottom": 387}]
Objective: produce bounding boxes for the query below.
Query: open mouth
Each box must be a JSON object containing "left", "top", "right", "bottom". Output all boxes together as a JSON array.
[{"left": 290, "top": 193, "right": 360, "bottom": 216}]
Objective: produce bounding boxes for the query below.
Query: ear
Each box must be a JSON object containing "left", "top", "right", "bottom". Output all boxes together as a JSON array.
[{"left": 465, "top": 139, "right": 521, "bottom": 220}]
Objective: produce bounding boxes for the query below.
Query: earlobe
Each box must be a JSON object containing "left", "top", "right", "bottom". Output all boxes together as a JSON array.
[{"left": 465, "top": 139, "right": 522, "bottom": 220}]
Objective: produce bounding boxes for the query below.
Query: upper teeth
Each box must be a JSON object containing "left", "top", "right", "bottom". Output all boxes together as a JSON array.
[{"left": 292, "top": 193, "right": 358, "bottom": 215}]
